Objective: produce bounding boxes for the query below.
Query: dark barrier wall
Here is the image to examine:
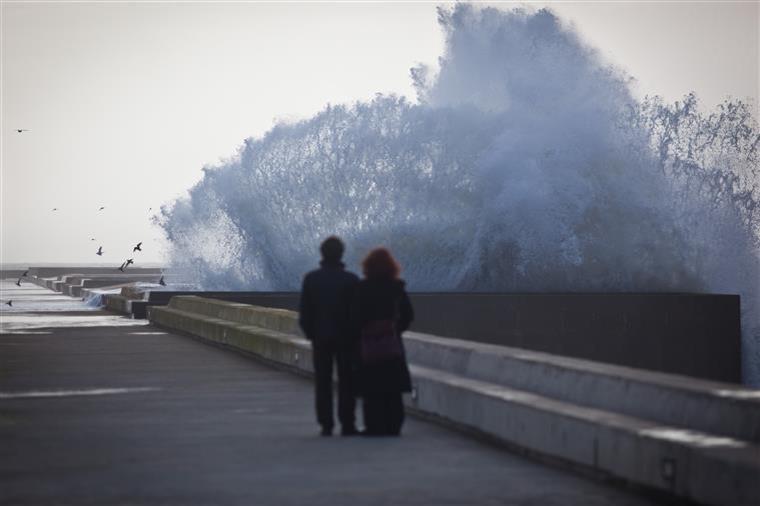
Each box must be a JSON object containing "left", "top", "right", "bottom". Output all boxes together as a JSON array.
[
  {"left": 134, "top": 291, "right": 741, "bottom": 383},
  {"left": 409, "top": 293, "right": 740, "bottom": 383}
]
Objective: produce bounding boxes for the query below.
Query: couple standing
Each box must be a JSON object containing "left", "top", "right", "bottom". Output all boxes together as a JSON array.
[{"left": 298, "top": 236, "right": 414, "bottom": 437}]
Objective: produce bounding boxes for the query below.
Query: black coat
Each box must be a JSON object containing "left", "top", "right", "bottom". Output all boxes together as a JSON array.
[
  {"left": 298, "top": 261, "right": 359, "bottom": 345},
  {"left": 351, "top": 278, "right": 414, "bottom": 395}
]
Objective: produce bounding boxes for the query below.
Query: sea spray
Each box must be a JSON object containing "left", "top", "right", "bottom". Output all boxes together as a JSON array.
[{"left": 158, "top": 5, "right": 759, "bottom": 384}]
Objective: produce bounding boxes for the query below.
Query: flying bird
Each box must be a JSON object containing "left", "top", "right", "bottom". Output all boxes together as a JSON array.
[
  {"left": 98, "top": 206, "right": 105, "bottom": 211},
  {"left": 16, "top": 129, "right": 29, "bottom": 133},
  {"left": 96, "top": 246, "right": 103, "bottom": 256},
  {"left": 158, "top": 275, "right": 166, "bottom": 286},
  {"left": 133, "top": 242, "right": 142, "bottom": 252},
  {"left": 21, "top": 270, "right": 28, "bottom": 277},
  {"left": 118, "top": 261, "right": 126, "bottom": 272},
  {"left": 52, "top": 208, "right": 58, "bottom": 211},
  {"left": 5, "top": 300, "right": 12, "bottom": 307},
  {"left": 15, "top": 278, "right": 22, "bottom": 287},
  {"left": 125, "top": 258, "right": 134, "bottom": 267},
  {"left": 91, "top": 238, "right": 96, "bottom": 241}
]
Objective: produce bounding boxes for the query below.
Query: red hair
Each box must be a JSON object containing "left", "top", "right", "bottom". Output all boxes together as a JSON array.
[{"left": 362, "top": 247, "right": 401, "bottom": 280}]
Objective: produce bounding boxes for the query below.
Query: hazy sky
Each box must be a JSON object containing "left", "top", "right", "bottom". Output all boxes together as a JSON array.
[{"left": 2, "top": 1, "right": 758, "bottom": 265}]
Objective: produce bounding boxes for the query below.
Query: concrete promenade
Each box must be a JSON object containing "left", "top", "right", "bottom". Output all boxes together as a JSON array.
[{"left": 0, "top": 281, "right": 667, "bottom": 505}]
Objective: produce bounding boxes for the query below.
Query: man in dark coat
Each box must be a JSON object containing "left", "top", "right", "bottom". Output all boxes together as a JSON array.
[{"left": 299, "top": 236, "right": 360, "bottom": 436}]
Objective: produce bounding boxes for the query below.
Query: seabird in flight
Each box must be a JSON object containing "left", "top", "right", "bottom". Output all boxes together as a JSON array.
[
  {"left": 5, "top": 300, "right": 11, "bottom": 307},
  {"left": 133, "top": 242, "right": 142, "bottom": 252},
  {"left": 21, "top": 270, "right": 28, "bottom": 277},
  {"left": 96, "top": 246, "right": 103, "bottom": 256},
  {"left": 98, "top": 206, "right": 105, "bottom": 211},
  {"left": 125, "top": 258, "right": 134, "bottom": 267},
  {"left": 158, "top": 275, "right": 166, "bottom": 286},
  {"left": 15, "top": 278, "right": 22, "bottom": 287},
  {"left": 118, "top": 261, "right": 126, "bottom": 272},
  {"left": 16, "top": 129, "right": 29, "bottom": 133},
  {"left": 52, "top": 208, "right": 58, "bottom": 211}
]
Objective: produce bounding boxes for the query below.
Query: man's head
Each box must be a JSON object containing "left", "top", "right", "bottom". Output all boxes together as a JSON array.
[{"left": 320, "top": 236, "right": 344, "bottom": 263}]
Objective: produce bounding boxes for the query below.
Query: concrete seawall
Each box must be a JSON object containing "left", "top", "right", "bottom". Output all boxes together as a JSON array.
[
  {"left": 62, "top": 275, "right": 162, "bottom": 297},
  {"left": 106, "top": 291, "right": 297, "bottom": 319},
  {"left": 114, "top": 291, "right": 741, "bottom": 382},
  {"left": 148, "top": 296, "right": 760, "bottom": 506},
  {"left": 17, "top": 268, "right": 165, "bottom": 299},
  {"left": 71, "top": 278, "right": 147, "bottom": 297},
  {"left": 26, "top": 267, "right": 162, "bottom": 278}
]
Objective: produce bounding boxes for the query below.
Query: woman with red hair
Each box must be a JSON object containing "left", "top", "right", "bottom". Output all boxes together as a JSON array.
[{"left": 352, "top": 247, "right": 414, "bottom": 436}]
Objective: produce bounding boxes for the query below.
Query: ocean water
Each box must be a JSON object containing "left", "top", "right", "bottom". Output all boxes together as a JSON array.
[
  {"left": 0, "top": 281, "right": 147, "bottom": 333},
  {"left": 156, "top": 6, "right": 759, "bottom": 384}
]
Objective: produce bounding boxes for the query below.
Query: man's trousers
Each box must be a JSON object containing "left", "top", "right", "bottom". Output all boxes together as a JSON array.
[{"left": 312, "top": 342, "right": 356, "bottom": 431}]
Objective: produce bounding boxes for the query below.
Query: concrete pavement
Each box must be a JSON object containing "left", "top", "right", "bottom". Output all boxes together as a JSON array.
[{"left": 0, "top": 281, "right": 669, "bottom": 505}]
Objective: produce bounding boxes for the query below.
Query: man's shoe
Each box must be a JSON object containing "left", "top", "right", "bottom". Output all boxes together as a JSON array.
[
  {"left": 320, "top": 427, "right": 333, "bottom": 437},
  {"left": 341, "top": 426, "right": 360, "bottom": 436}
]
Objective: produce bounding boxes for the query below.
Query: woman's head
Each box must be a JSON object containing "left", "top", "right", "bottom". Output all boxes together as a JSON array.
[{"left": 362, "top": 247, "right": 401, "bottom": 280}]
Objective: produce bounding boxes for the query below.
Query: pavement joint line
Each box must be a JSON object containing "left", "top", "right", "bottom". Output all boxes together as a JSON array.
[{"left": 0, "top": 387, "right": 162, "bottom": 399}]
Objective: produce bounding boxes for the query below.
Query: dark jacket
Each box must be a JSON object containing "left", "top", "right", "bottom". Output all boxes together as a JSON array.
[
  {"left": 299, "top": 261, "right": 359, "bottom": 345},
  {"left": 351, "top": 278, "right": 414, "bottom": 394}
]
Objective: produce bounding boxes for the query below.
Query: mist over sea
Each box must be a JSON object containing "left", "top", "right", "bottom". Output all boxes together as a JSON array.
[{"left": 156, "top": 6, "right": 759, "bottom": 384}]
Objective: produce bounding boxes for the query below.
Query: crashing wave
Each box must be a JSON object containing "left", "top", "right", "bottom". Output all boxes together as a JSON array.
[{"left": 157, "top": 5, "right": 759, "bottom": 384}]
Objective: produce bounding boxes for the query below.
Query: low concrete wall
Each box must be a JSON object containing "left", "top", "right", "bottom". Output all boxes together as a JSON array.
[
  {"left": 23, "top": 268, "right": 161, "bottom": 291},
  {"left": 27, "top": 266, "right": 162, "bottom": 278},
  {"left": 105, "top": 291, "right": 296, "bottom": 319},
  {"left": 71, "top": 280, "right": 117, "bottom": 298},
  {"left": 124, "top": 291, "right": 740, "bottom": 382},
  {"left": 52, "top": 275, "right": 82, "bottom": 292},
  {"left": 38, "top": 277, "right": 57, "bottom": 289},
  {"left": 403, "top": 332, "right": 760, "bottom": 443},
  {"left": 65, "top": 275, "right": 162, "bottom": 297},
  {"left": 148, "top": 296, "right": 760, "bottom": 506},
  {"left": 105, "top": 294, "right": 133, "bottom": 315}
]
